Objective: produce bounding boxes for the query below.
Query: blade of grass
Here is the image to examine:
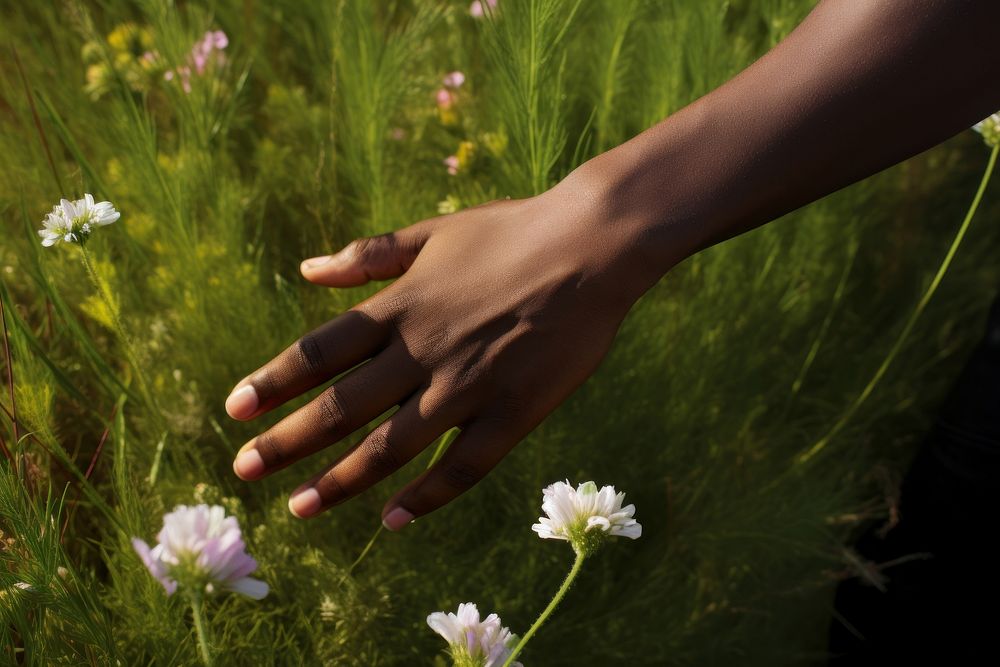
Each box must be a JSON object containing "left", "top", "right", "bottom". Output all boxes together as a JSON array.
[
  {"left": 344, "top": 427, "right": 460, "bottom": 578},
  {"left": 35, "top": 91, "right": 110, "bottom": 197},
  {"left": 60, "top": 399, "right": 119, "bottom": 543},
  {"left": 0, "top": 288, "right": 18, "bottom": 462},
  {"left": 11, "top": 45, "right": 64, "bottom": 194},
  {"left": 0, "top": 279, "right": 89, "bottom": 406}
]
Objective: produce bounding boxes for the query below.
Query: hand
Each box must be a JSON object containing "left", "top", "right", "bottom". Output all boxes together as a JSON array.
[{"left": 225, "top": 174, "right": 650, "bottom": 529}]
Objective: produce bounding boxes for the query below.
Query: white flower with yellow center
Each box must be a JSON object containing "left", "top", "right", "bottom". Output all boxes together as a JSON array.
[
  {"left": 38, "top": 194, "right": 120, "bottom": 247},
  {"left": 532, "top": 480, "right": 641, "bottom": 555}
]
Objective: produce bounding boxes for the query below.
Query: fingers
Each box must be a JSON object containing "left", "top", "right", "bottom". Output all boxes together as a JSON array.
[
  {"left": 233, "top": 346, "right": 423, "bottom": 481},
  {"left": 300, "top": 222, "right": 436, "bottom": 287},
  {"left": 286, "top": 388, "right": 463, "bottom": 518},
  {"left": 379, "top": 417, "right": 522, "bottom": 531},
  {"left": 225, "top": 310, "right": 389, "bottom": 420}
]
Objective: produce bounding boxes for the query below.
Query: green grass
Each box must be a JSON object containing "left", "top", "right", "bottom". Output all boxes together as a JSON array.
[{"left": 2, "top": 0, "right": 999, "bottom": 664}]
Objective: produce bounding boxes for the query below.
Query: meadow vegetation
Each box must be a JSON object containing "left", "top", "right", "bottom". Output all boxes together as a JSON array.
[{"left": 1, "top": 0, "right": 998, "bottom": 664}]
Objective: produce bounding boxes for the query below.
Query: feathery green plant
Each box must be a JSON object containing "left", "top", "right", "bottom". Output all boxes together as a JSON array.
[{"left": 1, "top": 0, "right": 998, "bottom": 664}]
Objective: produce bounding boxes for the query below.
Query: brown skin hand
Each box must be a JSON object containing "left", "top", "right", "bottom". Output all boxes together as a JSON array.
[
  {"left": 225, "top": 186, "right": 643, "bottom": 526},
  {"left": 227, "top": 0, "right": 1000, "bottom": 529}
]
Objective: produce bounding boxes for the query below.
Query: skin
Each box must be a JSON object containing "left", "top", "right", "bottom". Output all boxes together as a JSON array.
[{"left": 227, "top": 0, "right": 1000, "bottom": 529}]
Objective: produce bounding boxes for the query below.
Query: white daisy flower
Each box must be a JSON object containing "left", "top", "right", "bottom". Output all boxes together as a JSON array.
[
  {"left": 973, "top": 113, "right": 1000, "bottom": 148},
  {"left": 427, "top": 602, "right": 521, "bottom": 667},
  {"left": 38, "top": 193, "right": 120, "bottom": 247},
  {"left": 532, "top": 480, "right": 641, "bottom": 555}
]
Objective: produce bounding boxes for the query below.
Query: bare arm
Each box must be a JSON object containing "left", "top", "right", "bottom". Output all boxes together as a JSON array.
[
  {"left": 226, "top": 0, "right": 1000, "bottom": 528},
  {"left": 579, "top": 0, "right": 1000, "bottom": 283}
]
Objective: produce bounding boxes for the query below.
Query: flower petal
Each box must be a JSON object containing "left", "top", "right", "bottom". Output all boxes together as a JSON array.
[{"left": 227, "top": 576, "right": 269, "bottom": 600}]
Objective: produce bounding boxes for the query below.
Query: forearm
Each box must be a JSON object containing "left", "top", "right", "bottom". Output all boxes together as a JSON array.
[{"left": 571, "top": 0, "right": 1000, "bottom": 288}]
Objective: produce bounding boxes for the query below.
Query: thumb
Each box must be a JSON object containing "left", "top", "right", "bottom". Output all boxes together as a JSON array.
[{"left": 300, "top": 223, "right": 433, "bottom": 287}]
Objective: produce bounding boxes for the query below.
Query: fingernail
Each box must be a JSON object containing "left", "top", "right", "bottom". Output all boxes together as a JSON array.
[
  {"left": 302, "top": 255, "right": 333, "bottom": 269},
  {"left": 382, "top": 507, "right": 414, "bottom": 531},
  {"left": 288, "top": 487, "right": 322, "bottom": 518},
  {"left": 233, "top": 446, "right": 265, "bottom": 480},
  {"left": 225, "top": 384, "right": 258, "bottom": 419}
]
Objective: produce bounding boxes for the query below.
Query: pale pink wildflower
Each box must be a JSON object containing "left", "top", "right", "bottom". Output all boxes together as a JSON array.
[
  {"left": 436, "top": 87, "right": 456, "bottom": 110},
  {"left": 165, "top": 29, "right": 228, "bottom": 93},
  {"left": 427, "top": 602, "right": 521, "bottom": 667},
  {"left": 443, "top": 70, "right": 466, "bottom": 89},
  {"left": 132, "top": 504, "right": 268, "bottom": 599},
  {"left": 470, "top": 0, "right": 499, "bottom": 19}
]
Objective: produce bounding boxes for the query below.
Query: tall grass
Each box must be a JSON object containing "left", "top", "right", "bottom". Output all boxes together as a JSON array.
[{"left": 1, "top": 0, "right": 998, "bottom": 664}]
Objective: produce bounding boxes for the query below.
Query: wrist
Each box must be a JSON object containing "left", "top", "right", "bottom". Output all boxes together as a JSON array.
[{"left": 556, "top": 121, "right": 710, "bottom": 293}]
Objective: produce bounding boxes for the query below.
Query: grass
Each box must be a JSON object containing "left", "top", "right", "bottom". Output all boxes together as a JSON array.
[{"left": 1, "top": 0, "right": 999, "bottom": 664}]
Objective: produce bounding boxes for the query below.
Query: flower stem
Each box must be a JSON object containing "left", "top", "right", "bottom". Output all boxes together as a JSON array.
[
  {"left": 797, "top": 143, "right": 1000, "bottom": 465},
  {"left": 345, "top": 525, "right": 384, "bottom": 579},
  {"left": 502, "top": 550, "right": 586, "bottom": 667},
  {"left": 341, "top": 429, "right": 459, "bottom": 582},
  {"left": 187, "top": 590, "right": 214, "bottom": 667},
  {"left": 78, "top": 245, "right": 160, "bottom": 417}
]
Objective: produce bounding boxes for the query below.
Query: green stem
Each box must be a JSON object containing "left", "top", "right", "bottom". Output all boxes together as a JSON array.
[
  {"left": 502, "top": 550, "right": 586, "bottom": 667},
  {"left": 346, "top": 525, "right": 384, "bottom": 577},
  {"left": 798, "top": 143, "right": 999, "bottom": 465},
  {"left": 187, "top": 590, "right": 214, "bottom": 667},
  {"left": 79, "top": 245, "right": 160, "bottom": 417},
  {"left": 342, "top": 429, "right": 459, "bottom": 580}
]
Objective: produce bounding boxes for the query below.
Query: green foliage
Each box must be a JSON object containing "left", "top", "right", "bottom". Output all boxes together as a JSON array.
[{"left": 1, "top": 0, "right": 998, "bottom": 664}]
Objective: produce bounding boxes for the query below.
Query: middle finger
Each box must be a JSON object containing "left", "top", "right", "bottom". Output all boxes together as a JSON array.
[{"left": 233, "top": 345, "right": 424, "bottom": 480}]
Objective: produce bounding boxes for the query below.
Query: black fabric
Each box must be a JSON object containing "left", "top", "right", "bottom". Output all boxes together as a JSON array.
[{"left": 828, "top": 295, "right": 1000, "bottom": 663}]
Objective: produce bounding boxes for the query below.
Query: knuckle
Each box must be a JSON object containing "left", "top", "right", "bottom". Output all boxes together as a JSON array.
[
  {"left": 349, "top": 235, "right": 382, "bottom": 262},
  {"left": 361, "top": 288, "right": 418, "bottom": 327},
  {"left": 319, "top": 468, "right": 348, "bottom": 503},
  {"left": 295, "top": 332, "right": 326, "bottom": 377},
  {"left": 440, "top": 460, "right": 480, "bottom": 492},
  {"left": 362, "top": 429, "right": 402, "bottom": 476},
  {"left": 384, "top": 290, "right": 418, "bottom": 322},
  {"left": 319, "top": 387, "right": 349, "bottom": 434},
  {"left": 416, "top": 325, "right": 449, "bottom": 357},
  {"left": 254, "top": 431, "right": 283, "bottom": 466},
  {"left": 250, "top": 366, "right": 279, "bottom": 402},
  {"left": 429, "top": 358, "right": 480, "bottom": 398},
  {"left": 418, "top": 385, "right": 454, "bottom": 419},
  {"left": 500, "top": 391, "right": 527, "bottom": 418}
]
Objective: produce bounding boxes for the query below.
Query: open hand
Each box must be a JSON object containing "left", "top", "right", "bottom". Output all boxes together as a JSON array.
[{"left": 225, "top": 175, "right": 649, "bottom": 529}]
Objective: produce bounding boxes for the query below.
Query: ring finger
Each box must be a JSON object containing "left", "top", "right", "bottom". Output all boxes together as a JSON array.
[
  {"left": 232, "top": 345, "right": 424, "bottom": 480},
  {"left": 286, "top": 387, "right": 465, "bottom": 518}
]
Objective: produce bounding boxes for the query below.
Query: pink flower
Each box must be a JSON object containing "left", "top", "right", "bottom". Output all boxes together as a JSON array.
[
  {"left": 165, "top": 65, "right": 193, "bottom": 93},
  {"left": 443, "top": 70, "right": 465, "bottom": 89},
  {"left": 436, "top": 88, "right": 455, "bottom": 109},
  {"left": 210, "top": 30, "right": 228, "bottom": 49},
  {"left": 132, "top": 504, "right": 268, "bottom": 599},
  {"left": 165, "top": 29, "right": 228, "bottom": 92},
  {"left": 443, "top": 155, "right": 460, "bottom": 175},
  {"left": 469, "top": 0, "right": 498, "bottom": 19},
  {"left": 192, "top": 31, "right": 228, "bottom": 74},
  {"left": 428, "top": 603, "right": 521, "bottom": 667}
]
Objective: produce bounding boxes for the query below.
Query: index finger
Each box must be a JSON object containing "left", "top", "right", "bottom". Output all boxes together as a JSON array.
[{"left": 225, "top": 309, "right": 390, "bottom": 420}]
